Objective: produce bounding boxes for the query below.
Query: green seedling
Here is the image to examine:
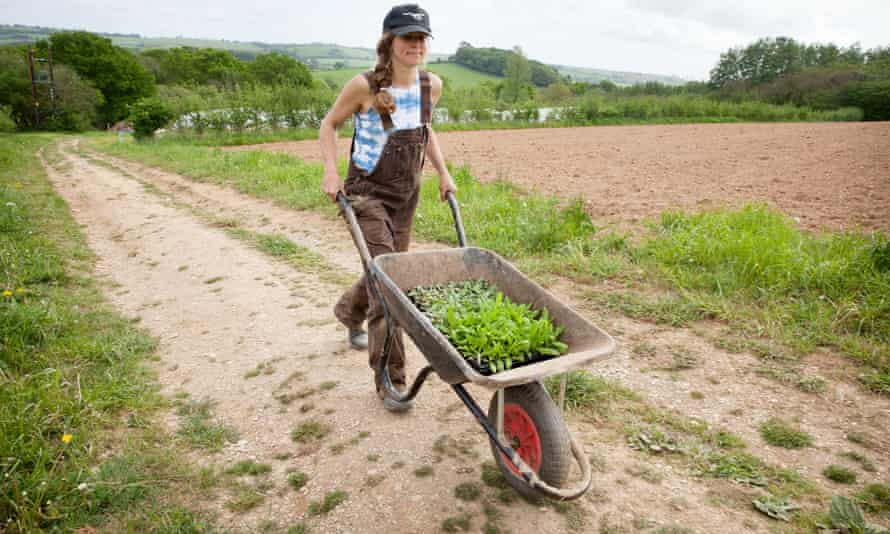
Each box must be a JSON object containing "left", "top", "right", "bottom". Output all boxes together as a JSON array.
[{"left": 408, "top": 280, "right": 568, "bottom": 373}]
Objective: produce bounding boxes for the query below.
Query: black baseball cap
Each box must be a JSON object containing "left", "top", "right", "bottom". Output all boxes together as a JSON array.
[{"left": 383, "top": 4, "right": 433, "bottom": 37}]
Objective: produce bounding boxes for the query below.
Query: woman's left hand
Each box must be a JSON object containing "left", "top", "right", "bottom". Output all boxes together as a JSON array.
[{"left": 439, "top": 174, "right": 457, "bottom": 201}]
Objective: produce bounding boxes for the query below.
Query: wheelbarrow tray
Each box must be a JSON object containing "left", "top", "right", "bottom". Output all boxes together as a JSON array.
[{"left": 372, "top": 247, "right": 616, "bottom": 389}]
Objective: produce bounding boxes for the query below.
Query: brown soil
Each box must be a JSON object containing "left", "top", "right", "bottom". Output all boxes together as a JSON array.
[
  {"left": 41, "top": 135, "right": 890, "bottom": 533},
  {"left": 228, "top": 122, "right": 890, "bottom": 233}
]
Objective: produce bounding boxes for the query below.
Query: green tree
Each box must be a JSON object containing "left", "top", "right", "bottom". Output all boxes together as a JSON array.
[
  {"left": 502, "top": 46, "right": 532, "bottom": 103},
  {"left": 140, "top": 47, "right": 245, "bottom": 87},
  {"left": 39, "top": 31, "right": 155, "bottom": 125},
  {"left": 247, "top": 52, "right": 312, "bottom": 86},
  {"left": 0, "top": 46, "right": 32, "bottom": 127}
]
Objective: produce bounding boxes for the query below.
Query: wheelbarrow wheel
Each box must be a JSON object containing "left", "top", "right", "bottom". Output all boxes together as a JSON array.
[{"left": 487, "top": 381, "right": 571, "bottom": 499}]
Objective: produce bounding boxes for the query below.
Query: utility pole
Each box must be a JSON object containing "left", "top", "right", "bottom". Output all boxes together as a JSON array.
[
  {"left": 27, "top": 44, "right": 58, "bottom": 126},
  {"left": 47, "top": 44, "right": 57, "bottom": 117},
  {"left": 28, "top": 47, "right": 40, "bottom": 126}
]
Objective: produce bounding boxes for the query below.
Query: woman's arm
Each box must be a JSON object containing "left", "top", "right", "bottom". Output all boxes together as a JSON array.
[
  {"left": 319, "top": 75, "right": 369, "bottom": 202},
  {"left": 426, "top": 73, "right": 457, "bottom": 201}
]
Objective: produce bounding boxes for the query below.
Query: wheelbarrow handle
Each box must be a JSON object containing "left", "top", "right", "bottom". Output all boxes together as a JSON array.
[
  {"left": 446, "top": 191, "right": 467, "bottom": 247},
  {"left": 336, "top": 192, "right": 374, "bottom": 273},
  {"left": 339, "top": 191, "right": 467, "bottom": 253}
]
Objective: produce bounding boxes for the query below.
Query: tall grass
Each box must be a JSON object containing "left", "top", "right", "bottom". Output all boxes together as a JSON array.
[{"left": 643, "top": 205, "right": 890, "bottom": 390}]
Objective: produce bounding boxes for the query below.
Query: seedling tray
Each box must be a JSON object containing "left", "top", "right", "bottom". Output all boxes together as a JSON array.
[{"left": 372, "top": 247, "right": 616, "bottom": 389}]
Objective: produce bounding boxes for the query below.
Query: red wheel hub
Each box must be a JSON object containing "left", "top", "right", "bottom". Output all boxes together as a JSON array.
[{"left": 500, "top": 403, "right": 542, "bottom": 476}]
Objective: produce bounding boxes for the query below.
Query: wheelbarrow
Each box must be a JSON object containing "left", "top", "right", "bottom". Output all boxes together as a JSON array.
[{"left": 337, "top": 192, "right": 616, "bottom": 500}]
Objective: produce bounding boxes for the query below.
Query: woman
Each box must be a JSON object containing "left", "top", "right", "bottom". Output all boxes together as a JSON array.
[{"left": 319, "top": 4, "right": 457, "bottom": 411}]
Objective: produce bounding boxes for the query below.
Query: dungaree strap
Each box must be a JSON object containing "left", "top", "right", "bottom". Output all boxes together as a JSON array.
[{"left": 419, "top": 70, "right": 432, "bottom": 125}]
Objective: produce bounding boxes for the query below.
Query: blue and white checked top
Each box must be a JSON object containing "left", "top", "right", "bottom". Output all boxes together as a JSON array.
[{"left": 351, "top": 74, "right": 422, "bottom": 173}]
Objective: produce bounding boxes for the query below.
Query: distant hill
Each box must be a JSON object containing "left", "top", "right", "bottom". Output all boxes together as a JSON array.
[
  {"left": 554, "top": 64, "right": 687, "bottom": 86},
  {"left": 313, "top": 61, "right": 502, "bottom": 89},
  {"left": 0, "top": 23, "right": 685, "bottom": 85}
]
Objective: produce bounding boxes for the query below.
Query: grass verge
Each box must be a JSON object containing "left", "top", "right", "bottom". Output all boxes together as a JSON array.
[{"left": 0, "top": 134, "right": 219, "bottom": 532}]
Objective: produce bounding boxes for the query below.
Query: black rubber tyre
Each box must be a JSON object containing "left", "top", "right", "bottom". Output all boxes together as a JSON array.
[{"left": 487, "top": 381, "right": 571, "bottom": 500}]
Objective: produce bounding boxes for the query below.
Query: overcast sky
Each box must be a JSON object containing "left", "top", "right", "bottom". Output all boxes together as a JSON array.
[{"left": 2, "top": 0, "right": 888, "bottom": 80}]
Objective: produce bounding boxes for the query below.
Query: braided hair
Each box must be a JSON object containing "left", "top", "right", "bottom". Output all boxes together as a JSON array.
[{"left": 371, "top": 33, "right": 397, "bottom": 115}]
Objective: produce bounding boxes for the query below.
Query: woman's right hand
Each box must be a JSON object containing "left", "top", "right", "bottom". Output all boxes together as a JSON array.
[{"left": 321, "top": 168, "right": 343, "bottom": 202}]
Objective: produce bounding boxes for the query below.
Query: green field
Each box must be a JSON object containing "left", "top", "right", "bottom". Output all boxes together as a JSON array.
[{"left": 312, "top": 61, "right": 502, "bottom": 89}]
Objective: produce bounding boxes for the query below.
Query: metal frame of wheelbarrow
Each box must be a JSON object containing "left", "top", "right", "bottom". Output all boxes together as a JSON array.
[{"left": 337, "top": 191, "right": 616, "bottom": 500}]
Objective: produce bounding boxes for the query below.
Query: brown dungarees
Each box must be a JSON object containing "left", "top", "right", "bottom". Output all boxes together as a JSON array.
[{"left": 334, "top": 70, "right": 432, "bottom": 390}]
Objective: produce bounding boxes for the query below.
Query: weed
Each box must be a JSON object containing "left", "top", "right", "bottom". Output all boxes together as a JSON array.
[
  {"left": 203, "top": 276, "right": 224, "bottom": 284},
  {"left": 845, "top": 431, "right": 878, "bottom": 449},
  {"left": 840, "top": 451, "right": 877, "bottom": 472},
  {"left": 176, "top": 400, "right": 239, "bottom": 452},
  {"left": 365, "top": 474, "right": 386, "bottom": 488},
  {"left": 308, "top": 489, "right": 347, "bottom": 516},
  {"left": 244, "top": 360, "right": 278, "bottom": 379},
  {"left": 689, "top": 390, "right": 705, "bottom": 400},
  {"left": 329, "top": 431, "right": 370, "bottom": 455},
  {"left": 225, "top": 460, "right": 272, "bottom": 476},
  {"left": 433, "top": 435, "right": 478, "bottom": 459},
  {"left": 319, "top": 380, "right": 338, "bottom": 391},
  {"left": 290, "top": 421, "right": 331, "bottom": 443},
  {"left": 827, "top": 495, "right": 886, "bottom": 533},
  {"left": 625, "top": 464, "right": 663, "bottom": 484},
  {"left": 288, "top": 472, "right": 308, "bottom": 491},
  {"left": 392, "top": 461, "right": 405, "bottom": 470},
  {"left": 367, "top": 453, "right": 380, "bottom": 462},
  {"left": 759, "top": 417, "right": 813, "bottom": 449},
  {"left": 796, "top": 375, "right": 827, "bottom": 393},
  {"left": 198, "top": 465, "right": 220, "bottom": 491},
  {"left": 551, "top": 500, "right": 587, "bottom": 531},
  {"left": 441, "top": 513, "right": 472, "bottom": 532},
  {"left": 543, "top": 370, "right": 638, "bottom": 416},
  {"left": 287, "top": 523, "right": 308, "bottom": 534},
  {"left": 665, "top": 347, "right": 698, "bottom": 370},
  {"left": 225, "top": 484, "right": 264, "bottom": 513},
  {"left": 414, "top": 465, "right": 434, "bottom": 477},
  {"left": 753, "top": 494, "right": 800, "bottom": 521},
  {"left": 823, "top": 465, "right": 857, "bottom": 484},
  {"left": 627, "top": 427, "right": 682, "bottom": 454},
  {"left": 631, "top": 341, "right": 657, "bottom": 358},
  {"left": 454, "top": 482, "right": 482, "bottom": 501},
  {"left": 481, "top": 462, "right": 509, "bottom": 489},
  {"left": 857, "top": 483, "right": 890, "bottom": 513}
]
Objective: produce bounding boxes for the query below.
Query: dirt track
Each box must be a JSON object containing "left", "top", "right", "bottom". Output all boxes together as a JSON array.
[
  {"left": 41, "top": 137, "right": 890, "bottom": 532},
  {"left": 229, "top": 122, "right": 890, "bottom": 233}
]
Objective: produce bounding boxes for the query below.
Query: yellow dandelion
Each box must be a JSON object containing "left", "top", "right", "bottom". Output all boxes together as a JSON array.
[
  {"left": 61, "top": 434, "right": 73, "bottom": 443},
  {"left": 2, "top": 290, "right": 11, "bottom": 298},
  {"left": 16, "top": 288, "right": 24, "bottom": 294}
]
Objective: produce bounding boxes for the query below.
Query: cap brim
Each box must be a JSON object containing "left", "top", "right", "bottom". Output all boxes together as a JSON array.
[{"left": 391, "top": 25, "right": 433, "bottom": 38}]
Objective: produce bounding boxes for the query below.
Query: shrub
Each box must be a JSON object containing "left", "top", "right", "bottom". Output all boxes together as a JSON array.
[
  {"left": 844, "top": 80, "right": 890, "bottom": 120},
  {"left": 129, "top": 97, "right": 174, "bottom": 140}
]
